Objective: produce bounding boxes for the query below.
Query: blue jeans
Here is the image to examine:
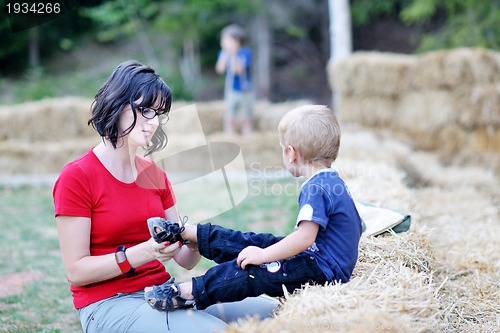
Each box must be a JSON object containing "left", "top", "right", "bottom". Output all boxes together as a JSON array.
[
  {"left": 79, "top": 292, "right": 277, "bottom": 333},
  {"left": 192, "top": 223, "right": 327, "bottom": 310}
]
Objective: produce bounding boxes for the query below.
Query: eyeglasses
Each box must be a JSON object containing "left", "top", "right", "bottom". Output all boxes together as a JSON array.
[{"left": 137, "top": 106, "right": 169, "bottom": 125}]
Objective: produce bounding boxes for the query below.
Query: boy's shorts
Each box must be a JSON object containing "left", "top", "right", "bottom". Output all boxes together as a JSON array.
[{"left": 225, "top": 90, "right": 254, "bottom": 117}]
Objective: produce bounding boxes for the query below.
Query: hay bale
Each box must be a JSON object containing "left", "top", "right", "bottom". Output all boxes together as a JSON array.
[
  {"left": 397, "top": 90, "right": 455, "bottom": 133},
  {"left": 185, "top": 100, "right": 224, "bottom": 135},
  {"left": 0, "top": 138, "right": 98, "bottom": 174},
  {"left": 253, "top": 99, "right": 313, "bottom": 132},
  {"left": 329, "top": 52, "right": 415, "bottom": 98},
  {"left": 410, "top": 48, "right": 500, "bottom": 91},
  {"left": 453, "top": 84, "right": 500, "bottom": 128},
  {"left": 0, "top": 97, "right": 94, "bottom": 142},
  {"left": 170, "top": 99, "right": 307, "bottom": 135},
  {"left": 469, "top": 127, "right": 500, "bottom": 152},
  {"left": 223, "top": 229, "right": 443, "bottom": 333},
  {"left": 208, "top": 131, "right": 283, "bottom": 169},
  {"left": 337, "top": 95, "right": 400, "bottom": 127}
]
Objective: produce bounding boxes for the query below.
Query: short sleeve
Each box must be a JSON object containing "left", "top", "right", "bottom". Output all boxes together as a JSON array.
[
  {"left": 53, "top": 163, "right": 92, "bottom": 218},
  {"left": 297, "top": 183, "right": 331, "bottom": 230}
]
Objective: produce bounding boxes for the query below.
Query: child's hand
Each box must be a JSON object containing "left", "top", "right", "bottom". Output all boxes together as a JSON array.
[{"left": 237, "top": 246, "right": 265, "bottom": 269}]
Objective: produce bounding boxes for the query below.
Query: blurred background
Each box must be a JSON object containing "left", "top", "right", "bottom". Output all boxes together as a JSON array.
[{"left": 2, "top": 0, "right": 499, "bottom": 105}]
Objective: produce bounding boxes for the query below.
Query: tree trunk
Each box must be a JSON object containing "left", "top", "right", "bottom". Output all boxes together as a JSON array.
[
  {"left": 253, "top": 10, "right": 271, "bottom": 101},
  {"left": 329, "top": 0, "right": 352, "bottom": 61},
  {"left": 180, "top": 39, "right": 201, "bottom": 97},
  {"left": 328, "top": 0, "right": 352, "bottom": 110},
  {"left": 28, "top": 26, "right": 39, "bottom": 68}
]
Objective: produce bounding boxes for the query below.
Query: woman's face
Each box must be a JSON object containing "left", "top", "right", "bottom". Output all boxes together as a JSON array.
[{"left": 118, "top": 102, "right": 161, "bottom": 149}]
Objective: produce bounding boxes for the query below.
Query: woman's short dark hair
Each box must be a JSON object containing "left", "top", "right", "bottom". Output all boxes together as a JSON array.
[{"left": 88, "top": 60, "right": 172, "bottom": 156}]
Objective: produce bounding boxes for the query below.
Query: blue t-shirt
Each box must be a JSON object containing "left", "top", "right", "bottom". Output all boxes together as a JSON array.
[
  {"left": 296, "top": 168, "right": 362, "bottom": 283},
  {"left": 218, "top": 47, "right": 252, "bottom": 92}
]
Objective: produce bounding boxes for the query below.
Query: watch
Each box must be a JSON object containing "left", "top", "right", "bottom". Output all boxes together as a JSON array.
[{"left": 115, "top": 245, "right": 135, "bottom": 276}]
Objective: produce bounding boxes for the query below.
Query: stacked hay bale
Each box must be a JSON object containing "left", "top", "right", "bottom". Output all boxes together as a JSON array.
[
  {"left": 0, "top": 97, "right": 98, "bottom": 174},
  {"left": 0, "top": 98, "right": 309, "bottom": 175},
  {"left": 329, "top": 48, "right": 500, "bottom": 173},
  {"left": 225, "top": 229, "right": 444, "bottom": 333}
]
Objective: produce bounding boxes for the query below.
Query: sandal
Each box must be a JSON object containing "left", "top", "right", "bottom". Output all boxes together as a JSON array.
[
  {"left": 145, "top": 277, "right": 194, "bottom": 329},
  {"left": 145, "top": 277, "right": 194, "bottom": 312}
]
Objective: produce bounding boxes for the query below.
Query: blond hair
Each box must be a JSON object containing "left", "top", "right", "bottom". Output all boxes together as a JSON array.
[{"left": 278, "top": 105, "right": 340, "bottom": 165}]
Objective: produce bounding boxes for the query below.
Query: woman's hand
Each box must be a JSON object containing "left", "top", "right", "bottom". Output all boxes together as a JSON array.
[{"left": 145, "top": 237, "right": 182, "bottom": 262}]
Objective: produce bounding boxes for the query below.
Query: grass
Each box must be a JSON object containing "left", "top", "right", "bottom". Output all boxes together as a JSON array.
[
  {"left": 0, "top": 177, "right": 299, "bottom": 332},
  {"left": 0, "top": 185, "right": 80, "bottom": 333}
]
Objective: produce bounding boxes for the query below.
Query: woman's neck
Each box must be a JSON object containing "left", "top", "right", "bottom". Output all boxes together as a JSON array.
[{"left": 93, "top": 141, "right": 137, "bottom": 183}]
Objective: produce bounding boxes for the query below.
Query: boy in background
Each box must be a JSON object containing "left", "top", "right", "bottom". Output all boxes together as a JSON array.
[{"left": 215, "top": 24, "right": 253, "bottom": 135}]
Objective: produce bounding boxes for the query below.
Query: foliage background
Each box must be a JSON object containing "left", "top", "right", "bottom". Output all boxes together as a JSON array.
[{"left": 1, "top": 0, "right": 499, "bottom": 104}]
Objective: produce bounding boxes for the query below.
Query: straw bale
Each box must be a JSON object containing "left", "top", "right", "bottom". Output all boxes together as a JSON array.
[
  {"left": 169, "top": 100, "right": 311, "bottom": 136},
  {"left": 337, "top": 95, "right": 400, "bottom": 127},
  {"left": 437, "top": 270, "right": 500, "bottom": 332},
  {"left": 208, "top": 131, "right": 283, "bottom": 169},
  {"left": 397, "top": 90, "right": 455, "bottom": 133},
  {"left": 449, "top": 151, "right": 500, "bottom": 176},
  {"left": 329, "top": 52, "right": 415, "bottom": 98},
  {"left": 0, "top": 97, "right": 94, "bottom": 142},
  {"left": 337, "top": 160, "right": 412, "bottom": 212},
  {"left": 453, "top": 84, "right": 500, "bottom": 128},
  {"left": 400, "top": 123, "right": 500, "bottom": 156},
  {"left": 0, "top": 138, "right": 98, "bottom": 174},
  {"left": 224, "top": 230, "right": 443, "bottom": 333},
  {"left": 177, "top": 100, "right": 224, "bottom": 135},
  {"left": 467, "top": 127, "right": 500, "bottom": 152},
  {"left": 253, "top": 100, "right": 313, "bottom": 132},
  {"left": 410, "top": 48, "right": 500, "bottom": 91}
]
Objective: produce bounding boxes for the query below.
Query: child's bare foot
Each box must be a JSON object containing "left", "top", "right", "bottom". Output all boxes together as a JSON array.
[{"left": 181, "top": 224, "right": 197, "bottom": 244}]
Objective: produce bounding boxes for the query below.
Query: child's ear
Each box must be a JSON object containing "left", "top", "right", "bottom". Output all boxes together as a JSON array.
[{"left": 288, "top": 145, "right": 298, "bottom": 163}]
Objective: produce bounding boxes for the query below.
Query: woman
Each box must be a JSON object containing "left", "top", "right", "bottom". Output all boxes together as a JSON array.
[{"left": 53, "top": 60, "right": 276, "bottom": 333}]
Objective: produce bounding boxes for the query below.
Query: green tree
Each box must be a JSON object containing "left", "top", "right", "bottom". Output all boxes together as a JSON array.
[
  {"left": 0, "top": 0, "right": 101, "bottom": 75},
  {"left": 350, "top": 0, "right": 500, "bottom": 51},
  {"left": 83, "top": 0, "right": 256, "bottom": 99},
  {"left": 401, "top": 0, "right": 500, "bottom": 51}
]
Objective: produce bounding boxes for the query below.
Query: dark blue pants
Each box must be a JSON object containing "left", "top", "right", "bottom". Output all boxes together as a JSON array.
[{"left": 191, "top": 223, "right": 327, "bottom": 310}]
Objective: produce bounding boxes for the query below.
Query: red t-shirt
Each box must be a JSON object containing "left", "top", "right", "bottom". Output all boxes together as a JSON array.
[{"left": 53, "top": 149, "right": 175, "bottom": 309}]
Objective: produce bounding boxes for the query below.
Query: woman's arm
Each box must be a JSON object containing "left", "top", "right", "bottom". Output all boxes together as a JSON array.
[
  {"left": 56, "top": 216, "right": 176, "bottom": 287},
  {"left": 237, "top": 221, "right": 320, "bottom": 269}
]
